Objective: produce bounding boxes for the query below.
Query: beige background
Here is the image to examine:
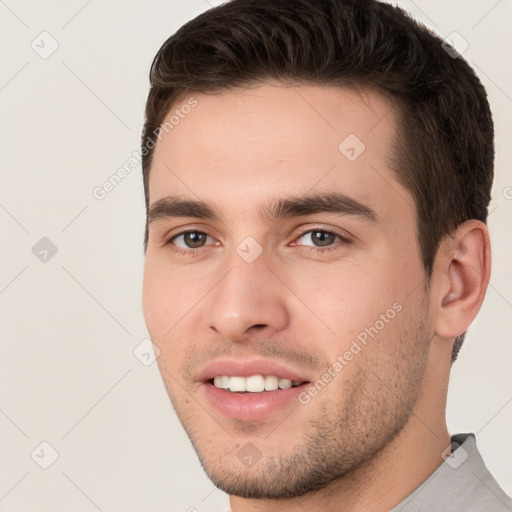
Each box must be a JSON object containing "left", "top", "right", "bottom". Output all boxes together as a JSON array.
[{"left": 0, "top": 0, "right": 510, "bottom": 510}]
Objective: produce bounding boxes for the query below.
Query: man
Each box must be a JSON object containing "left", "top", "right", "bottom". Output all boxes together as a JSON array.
[{"left": 140, "top": 0, "right": 511, "bottom": 510}]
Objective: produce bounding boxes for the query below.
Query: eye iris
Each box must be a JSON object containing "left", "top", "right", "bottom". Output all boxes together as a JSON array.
[
  {"left": 312, "top": 231, "right": 335, "bottom": 247},
  {"left": 185, "top": 232, "right": 206, "bottom": 248}
]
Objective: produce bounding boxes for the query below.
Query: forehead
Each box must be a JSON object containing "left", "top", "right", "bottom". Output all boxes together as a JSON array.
[{"left": 148, "top": 84, "right": 413, "bottom": 225}]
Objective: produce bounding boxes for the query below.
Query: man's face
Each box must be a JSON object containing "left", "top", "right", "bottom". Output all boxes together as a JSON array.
[{"left": 142, "top": 84, "right": 434, "bottom": 498}]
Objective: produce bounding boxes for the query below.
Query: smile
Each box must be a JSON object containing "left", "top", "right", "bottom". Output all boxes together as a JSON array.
[{"left": 212, "top": 375, "right": 305, "bottom": 393}]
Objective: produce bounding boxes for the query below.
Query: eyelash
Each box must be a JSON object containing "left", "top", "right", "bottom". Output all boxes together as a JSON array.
[{"left": 164, "top": 228, "right": 351, "bottom": 257}]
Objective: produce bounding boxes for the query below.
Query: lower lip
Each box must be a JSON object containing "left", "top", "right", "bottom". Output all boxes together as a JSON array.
[{"left": 201, "top": 382, "right": 309, "bottom": 421}]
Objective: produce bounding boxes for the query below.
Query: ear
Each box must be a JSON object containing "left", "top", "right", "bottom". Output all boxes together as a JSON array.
[{"left": 433, "top": 220, "right": 491, "bottom": 338}]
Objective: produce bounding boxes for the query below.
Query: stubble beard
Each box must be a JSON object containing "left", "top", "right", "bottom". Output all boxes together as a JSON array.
[{"left": 169, "top": 317, "right": 432, "bottom": 500}]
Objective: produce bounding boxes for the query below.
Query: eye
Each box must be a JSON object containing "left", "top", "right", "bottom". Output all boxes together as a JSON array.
[
  {"left": 294, "top": 228, "right": 350, "bottom": 252},
  {"left": 164, "top": 227, "right": 350, "bottom": 257},
  {"left": 167, "top": 230, "right": 216, "bottom": 250}
]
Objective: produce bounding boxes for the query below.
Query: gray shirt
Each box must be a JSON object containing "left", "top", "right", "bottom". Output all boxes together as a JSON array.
[{"left": 391, "top": 433, "right": 512, "bottom": 511}]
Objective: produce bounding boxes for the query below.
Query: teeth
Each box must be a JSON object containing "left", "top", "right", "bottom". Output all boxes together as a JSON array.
[
  {"left": 264, "top": 375, "right": 279, "bottom": 391},
  {"left": 213, "top": 376, "right": 230, "bottom": 389},
  {"left": 228, "top": 376, "right": 246, "bottom": 392},
  {"left": 246, "top": 375, "right": 265, "bottom": 392},
  {"left": 212, "top": 375, "right": 302, "bottom": 392},
  {"left": 278, "top": 378, "right": 292, "bottom": 389}
]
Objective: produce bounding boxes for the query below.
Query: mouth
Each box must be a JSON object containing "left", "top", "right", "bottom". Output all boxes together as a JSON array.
[
  {"left": 209, "top": 375, "right": 307, "bottom": 393},
  {"left": 198, "top": 360, "right": 312, "bottom": 421}
]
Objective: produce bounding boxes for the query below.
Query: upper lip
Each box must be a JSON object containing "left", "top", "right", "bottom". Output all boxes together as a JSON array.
[{"left": 197, "top": 358, "right": 312, "bottom": 384}]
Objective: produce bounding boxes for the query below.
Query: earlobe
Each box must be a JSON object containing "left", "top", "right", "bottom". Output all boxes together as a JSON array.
[{"left": 434, "top": 220, "right": 491, "bottom": 338}]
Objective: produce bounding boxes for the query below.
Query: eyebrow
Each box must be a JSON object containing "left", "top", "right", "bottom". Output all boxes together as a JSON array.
[{"left": 147, "top": 192, "right": 378, "bottom": 226}]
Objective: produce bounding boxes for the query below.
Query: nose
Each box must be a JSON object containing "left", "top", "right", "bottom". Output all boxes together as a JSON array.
[{"left": 204, "top": 254, "right": 290, "bottom": 342}]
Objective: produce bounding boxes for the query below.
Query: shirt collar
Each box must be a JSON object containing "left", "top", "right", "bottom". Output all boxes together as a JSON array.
[{"left": 391, "top": 433, "right": 511, "bottom": 511}]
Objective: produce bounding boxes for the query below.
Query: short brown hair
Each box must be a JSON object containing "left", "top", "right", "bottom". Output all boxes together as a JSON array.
[{"left": 141, "top": 0, "right": 494, "bottom": 363}]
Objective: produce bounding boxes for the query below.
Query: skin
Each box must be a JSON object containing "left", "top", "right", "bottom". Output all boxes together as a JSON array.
[{"left": 142, "top": 84, "right": 490, "bottom": 512}]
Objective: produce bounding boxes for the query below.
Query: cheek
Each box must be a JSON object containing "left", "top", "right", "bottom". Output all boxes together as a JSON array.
[
  {"left": 285, "top": 259, "right": 402, "bottom": 338},
  {"left": 142, "top": 254, "right": 188, "bottom": 339},
  {"left": 142, "top": 270, "right": 187, "bottom": 377},
  {"left": 142, "top": 256, "right": 164, "bottom": 336},
  {"left": 142, "top": 253, "right": 213, "bottom": 350}
]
